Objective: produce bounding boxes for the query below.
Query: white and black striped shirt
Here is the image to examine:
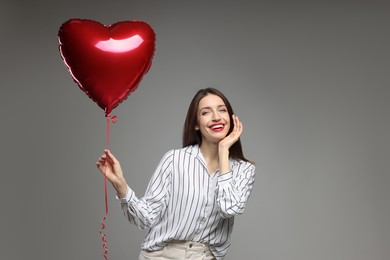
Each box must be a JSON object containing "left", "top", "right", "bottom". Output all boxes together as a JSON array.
[{"left": 118, "top": 145, "right": 256, "bottom": 259}]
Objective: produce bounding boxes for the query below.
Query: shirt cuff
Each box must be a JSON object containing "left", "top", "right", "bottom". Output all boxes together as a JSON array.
[
  {"left": 116, "top": 185, "right": 133, "bottom": 203},
  {"left": 217, "top": 170, "right": 233, "bottom": 184}
]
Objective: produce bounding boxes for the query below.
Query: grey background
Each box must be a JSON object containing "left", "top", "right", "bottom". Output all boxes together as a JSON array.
[{"left": 1, "top": 1, "right": 389, "bottom": 259}]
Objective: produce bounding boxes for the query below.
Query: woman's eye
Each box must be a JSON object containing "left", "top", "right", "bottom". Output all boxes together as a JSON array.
[{"left": 201, "top": 111, "right": 209, "bottom": 115}]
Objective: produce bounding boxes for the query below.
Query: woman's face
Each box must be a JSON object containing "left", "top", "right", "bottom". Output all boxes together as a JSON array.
[{"left": 195, "top": 94, "right": 231, "bottom": 144}]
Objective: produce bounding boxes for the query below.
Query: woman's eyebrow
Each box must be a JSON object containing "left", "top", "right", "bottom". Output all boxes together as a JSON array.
[
  {"left": 199, "top": 106, "right": 211, "bottom": 111},
  {"left": 199, "top": 104, "right": 226, "bottom": 111}
]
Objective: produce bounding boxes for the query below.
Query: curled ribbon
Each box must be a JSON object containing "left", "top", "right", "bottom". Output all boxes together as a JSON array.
[{"left": 100, "top": 216, "right": 108, "bottom": 260}]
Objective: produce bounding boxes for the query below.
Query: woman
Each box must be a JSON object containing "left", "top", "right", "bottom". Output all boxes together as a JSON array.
[{"left": 97, "top": 88, "right": 256, "bottom": 260}]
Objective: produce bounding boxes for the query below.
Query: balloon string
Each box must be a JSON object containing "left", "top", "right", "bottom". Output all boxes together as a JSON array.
[
  {"left": 105, "top": 115, "right": 110, "bottom": 214},
  {"left": 99, "top": 115, "right": 111, "bottom": 260}
]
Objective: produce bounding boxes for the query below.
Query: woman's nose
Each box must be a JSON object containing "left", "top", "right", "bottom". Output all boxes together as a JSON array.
[{"left": 212, "top": 112, "right": 221, "bottom": 121}]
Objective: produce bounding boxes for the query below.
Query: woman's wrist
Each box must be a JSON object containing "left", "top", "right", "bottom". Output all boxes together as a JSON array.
[
  {"left": 218, "top": 144, "right": 229, "bottom": 157},
  {"left": 114, "top": 178, "right": 128, "bottom": 198},
  {"left": 218, "top": 147, "right": 230, "bottom": 174},
  {"left": 116, "top": 185, "right": 127, "bottom": 199}
]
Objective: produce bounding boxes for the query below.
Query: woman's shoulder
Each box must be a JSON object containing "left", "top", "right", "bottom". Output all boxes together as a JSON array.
[
  {"left": 168, "top": 145, "right": 198, "bottom": 154},
  {"left": 232, "top": 158, "right": 256, "bottom": 172},
  {"left": 162, "top": 145, "right": 198, "bottom": 158}
]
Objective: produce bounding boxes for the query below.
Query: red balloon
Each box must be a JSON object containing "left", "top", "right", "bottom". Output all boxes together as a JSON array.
[{"left": 58, "top": 19, "right": 156, "bottom": 116}]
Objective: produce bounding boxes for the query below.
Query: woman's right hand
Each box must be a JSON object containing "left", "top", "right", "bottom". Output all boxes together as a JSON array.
[{"left": 97, "top": 149, "right": 128, "bottom": 198}]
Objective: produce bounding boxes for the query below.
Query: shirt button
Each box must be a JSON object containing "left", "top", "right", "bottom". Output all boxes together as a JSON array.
[{"left": 189, "top": 243, "right": 193, "bottom": 248}]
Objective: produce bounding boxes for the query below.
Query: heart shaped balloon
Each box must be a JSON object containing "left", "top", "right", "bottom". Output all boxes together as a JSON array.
[{"left": 58, "top": 19, "right": 156, "bottom": 116}]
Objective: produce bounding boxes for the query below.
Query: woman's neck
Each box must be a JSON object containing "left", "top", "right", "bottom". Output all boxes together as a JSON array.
[
  {"left": 200, "top": 141, "right": 220, "bottom": 173},
  {"left": 200, "top": 141, "right": 218, "bottom": 159}
]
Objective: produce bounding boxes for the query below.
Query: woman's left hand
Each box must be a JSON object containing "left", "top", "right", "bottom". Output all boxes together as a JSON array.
[{"left": 219, "top": 114, "right": 243, "bottom": 151}]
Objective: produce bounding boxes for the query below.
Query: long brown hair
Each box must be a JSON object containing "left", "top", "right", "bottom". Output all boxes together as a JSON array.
[{"left": 182, "top": 88, "right": 250, "bottom": 162}]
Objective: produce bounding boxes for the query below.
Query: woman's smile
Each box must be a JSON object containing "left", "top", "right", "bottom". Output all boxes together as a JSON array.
[{"left": 209, "top": 123, "right": 225, "bottom": 132}]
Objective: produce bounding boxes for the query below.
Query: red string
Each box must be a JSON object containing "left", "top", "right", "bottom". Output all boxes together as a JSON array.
[
  {"left": 99, "top": 114, "right": 112, "bottom": 260},
  {"left": 105, "top": 115, "right": 110, "bottom": 215}
]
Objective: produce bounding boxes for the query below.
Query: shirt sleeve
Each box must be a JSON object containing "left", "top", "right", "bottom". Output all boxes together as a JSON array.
[
  {"left": 117, "top": 150, "right": 173, "bottom": 229},
  {"left": 216, "top": 161, "right": 256, "bottom": 218}
]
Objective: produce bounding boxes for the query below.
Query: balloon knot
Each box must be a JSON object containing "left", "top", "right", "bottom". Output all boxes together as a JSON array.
[{"left": 111, "top": 115, "right": 118, "bottom": 124}]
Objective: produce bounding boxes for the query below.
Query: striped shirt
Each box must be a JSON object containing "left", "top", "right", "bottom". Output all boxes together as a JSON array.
[{"left": 118, "top": 144, "right": 256, "bottom": 259}]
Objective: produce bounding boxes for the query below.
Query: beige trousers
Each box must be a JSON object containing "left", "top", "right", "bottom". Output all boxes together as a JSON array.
[{"left": 138, "top": 240, "right": 216, "bottom": 260}]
